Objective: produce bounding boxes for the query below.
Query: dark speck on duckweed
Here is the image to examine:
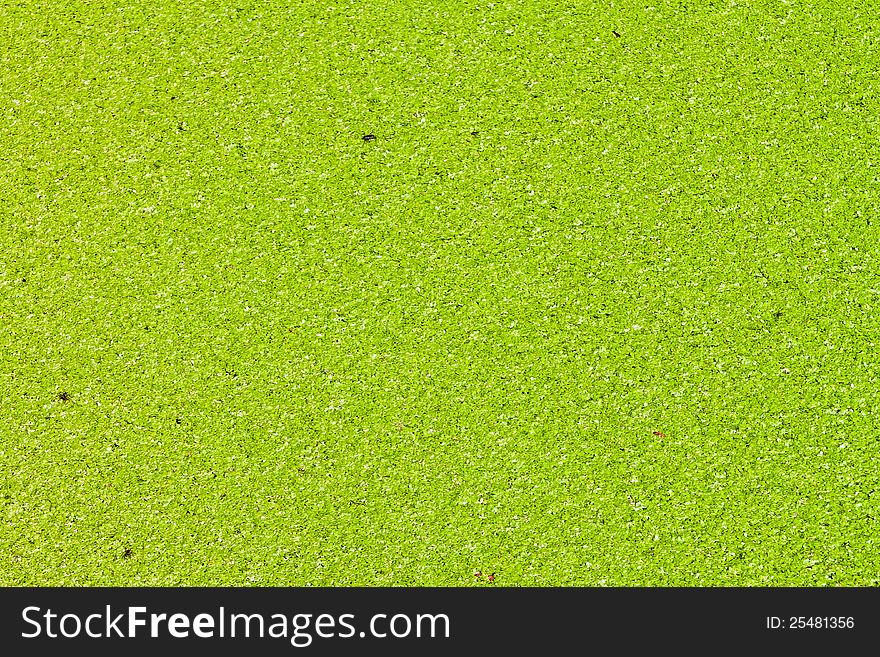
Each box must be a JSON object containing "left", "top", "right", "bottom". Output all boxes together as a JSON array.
[{"left": 362, "top": 134, "right": 376, "bottom": 141}]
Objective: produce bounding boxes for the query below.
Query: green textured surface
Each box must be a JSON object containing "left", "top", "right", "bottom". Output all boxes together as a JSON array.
[{"left": 1, "top": 0, "right": 878, "bottom": 585}]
